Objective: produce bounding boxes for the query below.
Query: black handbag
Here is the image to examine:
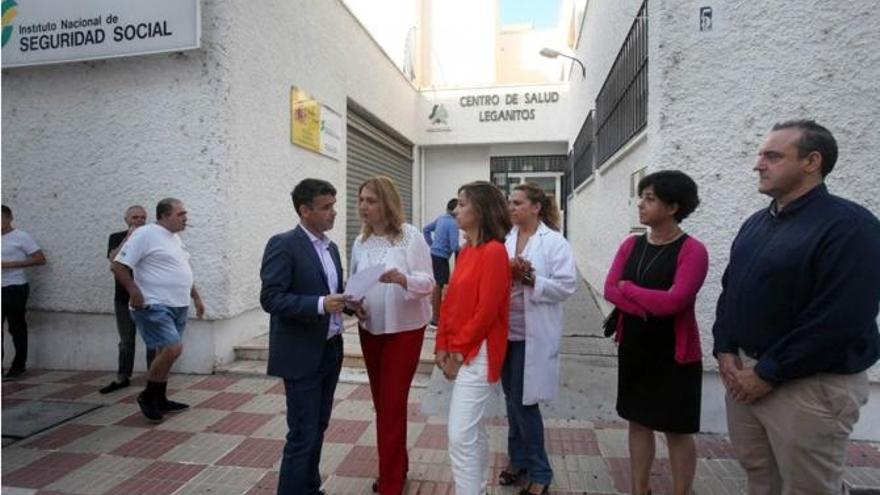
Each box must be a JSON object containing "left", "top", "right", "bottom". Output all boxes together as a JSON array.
[{"left": 603, "top": 308, "right": 620, "bottom": 337}]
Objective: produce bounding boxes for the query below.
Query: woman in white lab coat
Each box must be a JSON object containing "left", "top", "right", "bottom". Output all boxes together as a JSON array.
[{"left": 499, "top": 182, "right": 578, "bottom": 495}]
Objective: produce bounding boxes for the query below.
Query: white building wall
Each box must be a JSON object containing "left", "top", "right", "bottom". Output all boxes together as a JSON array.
[
  {"left": 424, "top": 0, "right": 497, "bottom": 87},
  {"left": 223, "top": 0, "right": 422, "bottom": 317},
  {"left": 1, "top": 0, "right": 423, "bottom": 372},
  {"left": 565, "top": 0, "right": 880, "bottom": 439},
  {"left": 422, "top": 141, "right": 568, "bottom": 225},
  {"left": 564, "top": 0, "right": 647, "bottom": 297},
  {"left": 646, "top": 0, "right": 880, "bottom": 382}
]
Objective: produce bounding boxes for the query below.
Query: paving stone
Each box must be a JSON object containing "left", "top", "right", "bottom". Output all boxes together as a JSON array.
[
  {"left": 1, "top": 447, "right": 50, "bottom": 474},
  {"left": 176, "top": 465, "right": 268, "bottom": 494},
  {"left": 319, "top": 442, "right": 355, "bottom": 475},
  {"left": 164, "top": 388, "right": 221, "bottom": 408},
  {"left": 3, "top": 452, "right": 98, "bottom": 489},
  {"left": 225, "top": 377, "right": 279, "bottom": 395},
  {"left": 44, "top": 455, "right": 151, "bottom": 494},
  {"left": 595, "top": 428, "right": 629, "bottom": 458},
  {"left": 103, "top": 460, "right": 207, "bottom": 495},
  {"left": 159, "top": 432, "right": 245, "bottom": 464},
  {"left": 7, "top": 383, "right": 72, "bottom": 400},
  {"left": 110, "top": 429, "right": 195, "bottom": 459},
  {"left": 156, "top": 408, "right": 230, "bottom": 433},
  {"left": 250, "top": 414, "right": 288, "bottom": 440},
  {"left": 234, "top": 394, "right": 287, "bottom": 415},
  {"left": 71, "top": 404, "right": 139, "bottom": 426},
  {"left": 196, "top": 392, "right": 257, "bottom": 411},
  {"left": 59, "top": 425, "right": 147, "bottom": 455},
  {"left": 215, "top": 438, "right": 284, "bottom": 469},
  {"left": 331, "top": 398, "right": 376, "bottom": 421}
]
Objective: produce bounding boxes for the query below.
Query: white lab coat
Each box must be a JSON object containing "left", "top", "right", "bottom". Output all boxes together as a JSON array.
[{"left": 505, "top": 222, "right": 578, "bottom": 405}]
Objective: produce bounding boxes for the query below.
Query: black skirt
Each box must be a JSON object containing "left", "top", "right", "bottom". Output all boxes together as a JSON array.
[{"left": 615, "top": 235, "right": 702, "bottom": 433}]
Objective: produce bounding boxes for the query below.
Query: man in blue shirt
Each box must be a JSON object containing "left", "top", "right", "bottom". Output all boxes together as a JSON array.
[
  {"left": 713, "top": 120, "right": 880, "bottom": 494},
  {"left": 423, "top": 198, "right": 460, "bottom": 326}
]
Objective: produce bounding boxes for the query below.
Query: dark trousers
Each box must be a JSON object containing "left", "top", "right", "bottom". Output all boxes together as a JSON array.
[
  {"left": 114, "top": 300, "right": 155, "bottom": 380},
  {"left": 360, "top": 327, "right": 425, "bottom": 495},
  {"left": 2, "top": 284, "right": 30, "bottom": 372},
  {"left": 278, "top": 335, "right": 343, "bottom": 495},
  {"left": 500, "top": 340, "right": 553, "bottom": 485}
]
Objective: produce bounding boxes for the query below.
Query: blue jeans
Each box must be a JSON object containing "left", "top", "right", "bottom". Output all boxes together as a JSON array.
[
  {"left": 501, "top": 340, "right": 552, "bottom": 485},
  {"left": 278, "top": 335, "right": 343, "bottom": 495},
  {"left": 130, "top": 305, "right": 188, "bottom": 350}
]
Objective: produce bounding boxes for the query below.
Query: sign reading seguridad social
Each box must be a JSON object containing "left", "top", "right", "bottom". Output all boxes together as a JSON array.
[{"left": 1, "top": 0, "right": 199, "bottom": 68}]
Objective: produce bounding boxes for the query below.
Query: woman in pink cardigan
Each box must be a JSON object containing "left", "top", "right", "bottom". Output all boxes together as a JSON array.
[{"left": 604, "top": 170, "right": 708, "bottom": 495}]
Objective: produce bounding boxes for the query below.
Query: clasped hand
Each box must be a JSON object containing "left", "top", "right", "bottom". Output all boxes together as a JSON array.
[
  {"left": 510, "top": 256, "right": 535, "bottom": 287},
  {"left": 435, "top": 350, "right": 464, "bottom": 380},
  {"left": 716, "top": 353, "right": 773, "bottom": 404}
]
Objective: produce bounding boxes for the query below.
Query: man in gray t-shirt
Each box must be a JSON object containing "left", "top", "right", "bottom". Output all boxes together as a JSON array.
[{"left": 112, "top": 198, "right": 204, "bottom": 422}]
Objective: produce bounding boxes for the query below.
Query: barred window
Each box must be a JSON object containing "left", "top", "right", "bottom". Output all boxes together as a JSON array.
[
  {"left": 567, "top": 110, "right": 595, "bottom": 195},
  {"left": 595, "top": 0, "right": 647, "bottom": 166}
]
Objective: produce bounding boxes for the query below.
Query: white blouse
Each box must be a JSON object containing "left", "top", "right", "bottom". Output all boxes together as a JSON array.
[{"left": 350, "top": 223, "right": 435, "bottom": 334}]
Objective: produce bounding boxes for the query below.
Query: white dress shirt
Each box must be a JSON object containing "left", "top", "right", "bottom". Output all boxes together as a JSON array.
[{"left": 303, "top": 227, "right": 343, "bottom": 339}]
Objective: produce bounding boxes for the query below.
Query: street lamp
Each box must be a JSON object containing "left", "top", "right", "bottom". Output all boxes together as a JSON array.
[{"left": 539, "top": 47, "right": 586, "bottom": 78}]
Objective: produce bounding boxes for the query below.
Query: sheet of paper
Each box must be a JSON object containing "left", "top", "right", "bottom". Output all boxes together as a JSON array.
[{"left": 344, "top": 264, "right": 385, "bottom": 300}]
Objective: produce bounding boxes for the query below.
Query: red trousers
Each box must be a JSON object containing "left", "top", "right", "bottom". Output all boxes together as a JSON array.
[{"left": 359, "top": 326, "right": 426, "bottom": 495}]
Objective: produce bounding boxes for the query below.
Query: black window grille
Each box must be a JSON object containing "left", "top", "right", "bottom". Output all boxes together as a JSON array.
[
  {"left": 569, "top": 110, "right": 594, "bottom": 193},
  {"left": 595, "top": 0, "right": 647, "bottom": 166}
]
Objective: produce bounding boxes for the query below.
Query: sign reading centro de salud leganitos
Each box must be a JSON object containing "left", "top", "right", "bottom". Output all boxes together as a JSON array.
[{"left": 1, "top": 0, "right": 200, "bottom": 68}]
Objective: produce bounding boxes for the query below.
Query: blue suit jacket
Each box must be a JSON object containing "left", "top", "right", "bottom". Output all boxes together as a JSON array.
[{"left": 260, "top": 225, "right": 344, "bottom": 380}]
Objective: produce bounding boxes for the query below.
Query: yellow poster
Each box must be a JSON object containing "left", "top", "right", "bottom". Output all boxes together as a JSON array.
[{"left": 291, "top": 87, "right": 321, "bottom": 152}]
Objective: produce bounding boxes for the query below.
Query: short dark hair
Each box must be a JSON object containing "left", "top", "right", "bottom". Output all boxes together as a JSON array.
[
  {"left": 458, "top": 181, "right": 511, "bottom": 245},
  {"left": 771, "top": 119, "right": 838, "bottom": 177},
  {"left": 637, "top": 170, "right": 700, "bottom": 223},
  {"left": 1, "top": 204, "right": 11, "bottom": 218},
  {"left": 156, "top": 198, "right": 182, "bottom": 220},
  {"left": 291, "top": 178, "right": 337, "bottom": 217},
  {"left": 446, "top": 198, "right": 458, "bottom": 212}
]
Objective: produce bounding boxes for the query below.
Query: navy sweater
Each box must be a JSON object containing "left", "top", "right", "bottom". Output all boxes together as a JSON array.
[{"left": 712, "top": 184, "right": 880, "bottom": 385}]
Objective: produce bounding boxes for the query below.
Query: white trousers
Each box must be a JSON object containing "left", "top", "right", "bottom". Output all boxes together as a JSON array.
[{"left": 447, "top": 342, "right": 492, "bottom": 495}]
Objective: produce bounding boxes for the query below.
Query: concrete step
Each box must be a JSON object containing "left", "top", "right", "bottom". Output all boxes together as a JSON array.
[
  {"left": 232, "top": 318, "right": 437, "bottom": 373},
  {"left": 221, "top": 317, "right": 436, "bottom": 385},
  {"left": 214, "top": 359, "right": 431, "bottom": 388}
]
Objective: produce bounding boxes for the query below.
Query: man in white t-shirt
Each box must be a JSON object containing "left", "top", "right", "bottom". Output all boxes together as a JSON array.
[
  {"left": 112, "top": 198, "right": 205, "bottom": 422},
  {"left": 2, "top": 205, "right": 47, "bottom": 379}
]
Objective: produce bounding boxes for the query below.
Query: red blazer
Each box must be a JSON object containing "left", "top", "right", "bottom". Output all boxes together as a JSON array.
[{"left": 435, "top": 240, "right": 510, "bottom": 382}]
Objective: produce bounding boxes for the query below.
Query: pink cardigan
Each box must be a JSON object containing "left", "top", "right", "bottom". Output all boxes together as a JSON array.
[{"left": 603, "top": 234, "right": 709, "bottom": 364}]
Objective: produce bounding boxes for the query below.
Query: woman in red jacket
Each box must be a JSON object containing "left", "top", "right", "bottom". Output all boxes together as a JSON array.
[
  {"left": 435, "top": 181, "right": 512, "bottom": 495},
  {"left": 604, "top": 170, "right": 708, "bottom": 495}
]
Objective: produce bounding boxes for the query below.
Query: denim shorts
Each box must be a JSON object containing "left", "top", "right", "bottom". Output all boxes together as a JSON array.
[{"left": 131, "top": 305, "right": 188, "bottom": 350}]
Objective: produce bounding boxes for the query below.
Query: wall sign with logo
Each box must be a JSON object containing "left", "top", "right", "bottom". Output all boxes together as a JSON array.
[
  {"left": 290, "top": 86, "right": 341, "bottom": 161},
  {"left": 1, "top": 0, "right": 200, "bottom": 68},
  {"left": 427, "top": 88, "right": 563, "bottom": 133}
]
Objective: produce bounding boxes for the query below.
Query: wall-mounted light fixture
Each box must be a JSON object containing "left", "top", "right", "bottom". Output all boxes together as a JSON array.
[{"left": 539, "top": 48, "right": 586, "bottom": 78}]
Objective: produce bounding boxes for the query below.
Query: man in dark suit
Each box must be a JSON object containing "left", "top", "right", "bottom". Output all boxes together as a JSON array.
[{"left": 260, "top": 178, "right": 347, "bottom": 495}]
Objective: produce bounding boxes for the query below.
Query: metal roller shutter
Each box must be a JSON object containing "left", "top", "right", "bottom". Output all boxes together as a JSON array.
[{"left": 345, "top": 106, "right": 414, "bottom": 262}]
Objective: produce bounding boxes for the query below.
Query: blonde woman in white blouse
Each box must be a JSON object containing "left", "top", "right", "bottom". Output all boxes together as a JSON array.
[{"left": 351, "top": 176, "right": 435, "bottom": 495}]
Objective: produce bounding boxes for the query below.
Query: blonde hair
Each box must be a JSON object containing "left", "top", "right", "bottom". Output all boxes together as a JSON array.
[
  {"left": 359, "top": 176, "right": 404, "bottom": 242},
  {"left": 514, "top": 182, "right": 561, "bottom": 231}
]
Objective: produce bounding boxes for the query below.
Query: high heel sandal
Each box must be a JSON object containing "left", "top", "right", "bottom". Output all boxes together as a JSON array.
[
  {"left": 519, "top": 482, "right": 549, "bottom": 495},
  {"left": 498, "top": 467, "right": 526, "bottom": 486}
]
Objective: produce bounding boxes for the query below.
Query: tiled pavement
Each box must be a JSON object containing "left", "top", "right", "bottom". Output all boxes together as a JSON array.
[{"left": 3, "top": 370, "right": 880, "bottom": 494}]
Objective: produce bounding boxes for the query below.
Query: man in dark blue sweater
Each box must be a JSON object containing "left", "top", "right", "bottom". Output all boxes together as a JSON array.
[{"left": 713, "top": 120, "right": 880, "bottom": 494}]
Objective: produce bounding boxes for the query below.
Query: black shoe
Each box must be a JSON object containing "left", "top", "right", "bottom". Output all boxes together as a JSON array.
[
  {"left": 159, "top": 399, "right": 189, "bottom": 412},
  {"left": 372, "top": 480, "right": 378, "bottom": 492},
  {"left": 519, "top": 482, "right": 550, "bottom": 495},
  {"left": 499, "top": 467, "right": 526, "bottom": 486},
  {"left": 99, "top": 378, "right": 131, "bottom": 394},
  {"left": 136, "top": 392, "right": 164, "bottom": 422},
  {"left": 3, "top": 368, "right": 26, "bottom": 380}
]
